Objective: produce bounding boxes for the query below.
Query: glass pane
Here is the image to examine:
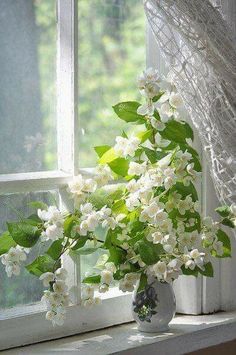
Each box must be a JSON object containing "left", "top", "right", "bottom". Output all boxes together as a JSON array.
[
  {"left": 0, "top": 0, "right": 57, "bottom": 174},
  {"left": 78, "top": 0, "right": 146, "bottom": 167},
  {"left": 0, "top": 191, "right": 58, "bottom": 309}
]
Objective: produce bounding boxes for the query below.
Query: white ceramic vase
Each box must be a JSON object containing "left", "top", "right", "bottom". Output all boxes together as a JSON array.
[{"left": 132, "top": 277, "right": 176, "bottom": 333}]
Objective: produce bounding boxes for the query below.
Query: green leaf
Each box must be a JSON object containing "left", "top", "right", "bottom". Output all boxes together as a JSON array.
[
  {"left": 0, "top": 232, "right": 16, "bottom": 255},
  {"left": 28, "top": 201, "right": 48, "bottom": 210},
  {"left": 181, "top": 265, "right": 198, "bottom": 277},
  {"left": 46, "top": 239, "right": 64, "bottom": 260},
  {"left": 25, "top": 214, "right": 42, "bottom": 225},
  {"left": 161, "top": 120, "right": 193, "bottom": 143},
  {"left": 215, "top": 205, "right": 231, "bottom": 218},
  {"left": 99, "top": 148, "right": 118, "bottom": 164},
  {"left": 137, "top": 273, "right": 147, "bottom": 292},
  {"left": 108, "top": 158, "right": 129, "bottom": 177},
  {"left": 112, "top": 199, "right": 128, "bottom": 214},
  {"left": 108, "top": 246, "right": 126, "bottom": 265},
  {"left": 88, "top": 188, "right": 112, "bottom": 210},
  {"left": 94, "top": 145, "right": 111, "bottom": 158},
  {"left": 71, "top": 236, "right": 89, "bottom": 250},
  {"left": 137, "top": 239, "right": 164, "bottom": 265},
  {"left": 152, "top": 92, "right": 164, "bottom": 102},
  {"left": 108, "top": 188, "right": 125, "bottom": 201},
  {"left": 26, "top": 255, "right": 59, "bottom": 277},
  {"left": 143, "top": 147, "right": 168, "bottom": 164},
  {"left": 136, "top": 130, "right": 152, "bottom": 143},
  {"left": 7, "top": 222, "right": 40, "bottom": 248},
  {"left": 112, "top": 101, "right": 145, "bottom": 123},
  {"left": 64, "top": 215, "right": 77, "bottom": 237},
  {"left": 213, "top": 229, "right": 231, "bottom": 258},
  {"left": 171, "top": 182, "right": 198, "bottom": 202},
  {"left": 221, "top": 218, "right": 235, "bottom": 229},
  {"left": 83, "top": 275, "right": 101, "bottom": 284},
  {"left": 198, "top": 262, "right": 214, "bottom": 277}
]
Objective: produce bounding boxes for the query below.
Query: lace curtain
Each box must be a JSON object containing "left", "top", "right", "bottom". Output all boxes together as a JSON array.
[{"left": 144, "top": 0, "right": 236, "bottom": 204}]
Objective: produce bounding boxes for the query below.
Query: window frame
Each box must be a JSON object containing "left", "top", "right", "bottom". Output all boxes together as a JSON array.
[{"left": 0, "top": 0, "right": 134, "bottom": 350}]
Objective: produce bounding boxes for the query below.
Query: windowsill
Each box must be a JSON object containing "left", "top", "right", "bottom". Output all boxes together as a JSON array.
[{"left": 4, "top": 311, "right": 236, "bottom": 354}]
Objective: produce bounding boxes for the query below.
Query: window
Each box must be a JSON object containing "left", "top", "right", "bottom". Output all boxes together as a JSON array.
[{"left": 0, "top": 0, "right": 146, "bottom": 350}]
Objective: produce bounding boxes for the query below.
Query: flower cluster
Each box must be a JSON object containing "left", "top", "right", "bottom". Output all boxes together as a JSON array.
[
  {"left": 40, "top": 268, "right": 70, "bottom": 326},
  {"left": 1, "top": 246, "right": 28, "bottom": 277},
  {"left": 81, "top": 285, "right": 101, "bottom": 307},
  {"left": 38, "top": 206, "right": 64, "bottom": 241},
  {"left": 0, "top": 68, "right": 234, "bottom": 326}
]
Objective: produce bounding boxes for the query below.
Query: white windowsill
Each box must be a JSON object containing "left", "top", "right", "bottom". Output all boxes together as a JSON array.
[{"left": 4, "top": 311, "right": 236, "bottom": 355}]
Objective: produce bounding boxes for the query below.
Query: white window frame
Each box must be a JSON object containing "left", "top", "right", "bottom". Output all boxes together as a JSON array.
[
  {"left": 1, "top": 0, "right": 236, "bottom": 351},
  {"left": 0, "top": 1, "right": 133, "bottom": 351}
]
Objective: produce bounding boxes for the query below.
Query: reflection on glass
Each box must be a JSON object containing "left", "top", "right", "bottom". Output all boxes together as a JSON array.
[
  {"left": 0, "top": 0, "right": 57, "bottom": 173},
  {"left": 0, "top": 190, "right": 58, "bottom": 309},
  {"left": 78, "top": 0, "right": 146, "bottom": 167}
]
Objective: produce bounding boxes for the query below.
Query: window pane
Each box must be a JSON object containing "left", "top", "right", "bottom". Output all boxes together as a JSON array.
[
  {"left": 0, "top": 191, "right": 58, "bottom": 310},
  {"left": 78, "top": 0, "right": 146, "bottom": 167},
  {"left": 0, "top": 0, "right": 57, "bottom": 174}
]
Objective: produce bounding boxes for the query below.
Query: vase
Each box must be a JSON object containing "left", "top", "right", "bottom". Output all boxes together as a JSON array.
[{"left": 132, "top": 277, "right": 176, "bottom": 333}]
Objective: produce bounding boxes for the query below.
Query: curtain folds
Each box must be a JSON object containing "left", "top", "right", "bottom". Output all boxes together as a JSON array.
[{"left": 144, "top": 0, "right": 236, "bottom": 204}]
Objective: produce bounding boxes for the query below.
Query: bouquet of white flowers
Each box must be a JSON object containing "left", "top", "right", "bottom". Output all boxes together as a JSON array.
[{"left": 1, "top": 68, "right": 235, "bottom": 326}]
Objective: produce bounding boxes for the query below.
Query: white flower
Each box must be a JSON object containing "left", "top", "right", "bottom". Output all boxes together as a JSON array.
[
  {"left": 102, "top": 213, "right": 126, "bottom": 230},
  {"left": 119, "top": 273, "right": 139, "bottom": 292},
  {"left": 39, "top": 272, "right": 55, "bottom": 287},
  {"left": 119, "top": 279, "right": 135, "bottom": 292},
  {"left": 114, "top": 136, "right": 140, "bottom": 158},
  {"left": 99, "top": 206, "right": 112, "bottom": 219},
  {"left": 68, "top": 175, "right": 97, "bottom": 196},
  {"left": 42, "top": 224, "right": 63, "bottom": 241},
  {"left": 147, "top": 231, "right": 163, "bottom": 244},
  {"left": 203, "top": 216, "right": 214, "bottom": 229},
  {"left": 150, "top": 117, "right": 165, "bottom": 131},
  {"left": 128, "top": 161, "right": 146, "bottom": 176},
  {"left": 81, "top": 285, "right": 95, "bottom": 300},
  {"left": 117, "top": 230, "right": 130, "bottom": 242},
  {"left": 230, "top": 204, "right": 236, "bottom": 216},
  {"left": 105, "top": 262, "right": 117, "bottom": 273},
  {"left": 158, "top": 153, "right": 172, "bottom": 169},
  {"left": 95, "top": 165, "right": 113, "bottom": 186},
  {"left": 55, "top": 268, "right": 68, "bottom": 281},
  {"left": 99, "top": 284, "right": 109, "bottom": 293},
  {"left": 213, "top": 240, "right": 224, "bottom": 256},
  {"left": 154, "top": 132, "right": 170, "bottom": 147},
  {"left": 1, "top": 246, "right": 27, "bottom": 277},
  {"left": 101, "top": 269, "right": 113, "bottom": 285},
  {"left": 83, "top": 298, "right": 95, "bottom": 308},
  {"left": 160, "top": 102, "right": 173, "bottom": 117},
  {"left": 169, "top": 92, "right": 183, "bottom": 108},
  {"left": 53, "top": 280, "right": 68, "bottom": 294},
  {"left": 126, "top": 193, "right": 140, "bottom": 211},
  {"left": 38, "top": 206, "right": 64, "bottom": 226},
  {"left": 79, "top": 220, "right": 89, "bottom": 236},
  {"left": 152, "top": 261, "right": 167, "bottom": 278},
  {"left": 184, "top": 249, "right": 205, "bottom": 271},
  {"left": 83, "top": 178, "right": 97, "bottom": 193},
  {"left": 137, "top": 102, "right": 155, "bottom": 116},
  {"left": 68, "top": 175, "right": 84, "bottom": 196},
  {"left": 80, "top": 202, "right": 93, "bottom": 215},
  {"left": 178, "top": 198, "right": 191, "bottom": 216}
]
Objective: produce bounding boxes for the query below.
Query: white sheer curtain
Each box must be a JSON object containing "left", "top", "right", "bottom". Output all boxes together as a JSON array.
[{"left": 144, "top": 0, "right": 236, "bottom": 205}]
